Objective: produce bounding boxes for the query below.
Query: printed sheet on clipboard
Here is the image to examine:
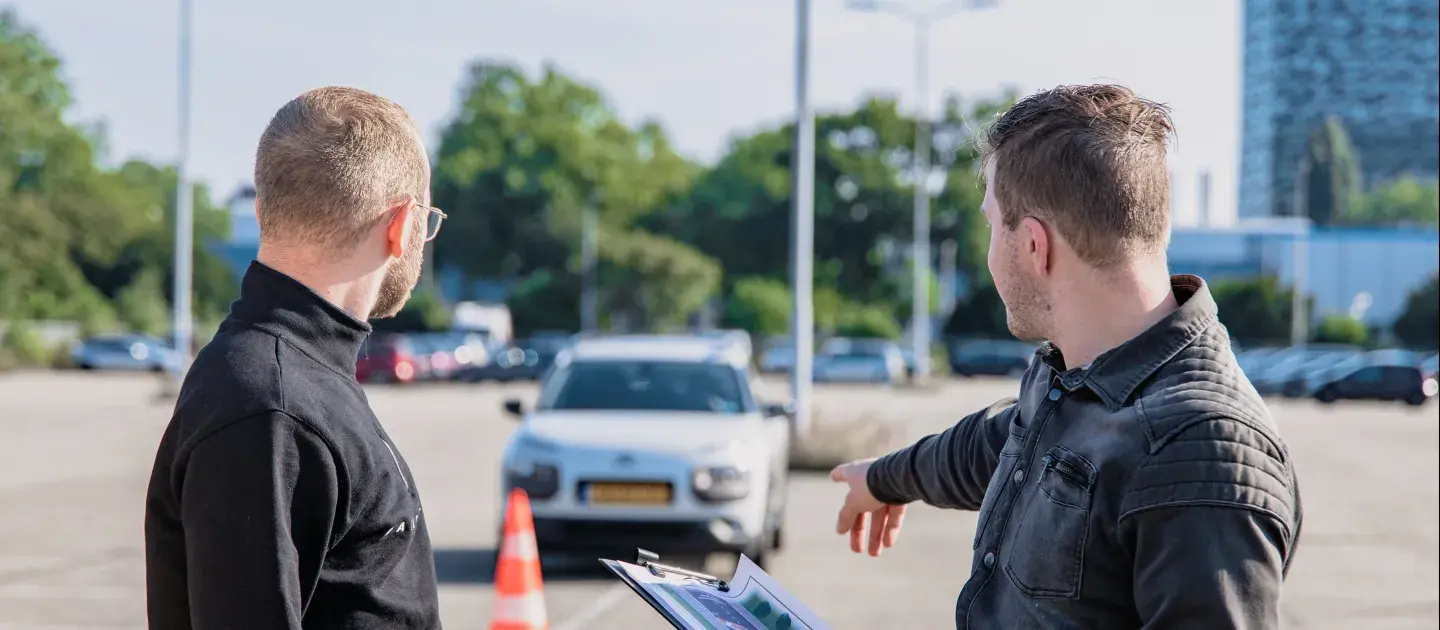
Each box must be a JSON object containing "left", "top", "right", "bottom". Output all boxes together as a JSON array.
[{"left": 601, "top": 551, "right": 830, "bottom": 630}]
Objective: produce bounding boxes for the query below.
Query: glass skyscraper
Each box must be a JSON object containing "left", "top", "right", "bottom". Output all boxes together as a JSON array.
[{"left": 1239, "top": 0, "right": 1439, "bottom": 219}]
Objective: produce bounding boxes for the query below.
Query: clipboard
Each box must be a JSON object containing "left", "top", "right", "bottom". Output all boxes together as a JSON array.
[{"left": 600, "top": 548, "right": 830, "bottom": 630}]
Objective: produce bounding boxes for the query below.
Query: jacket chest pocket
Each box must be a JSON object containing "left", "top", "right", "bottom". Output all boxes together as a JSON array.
[
  {"left": 1004, "top": 444, "right": 1096, "bottom": 599},
  {"left": 972, "top": 427, "right": 1026, "bottom": 550}
]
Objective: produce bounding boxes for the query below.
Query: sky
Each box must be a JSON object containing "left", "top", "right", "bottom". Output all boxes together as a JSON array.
[{"left": 5, "top": 0, "right": 1242, "bottom": 225}]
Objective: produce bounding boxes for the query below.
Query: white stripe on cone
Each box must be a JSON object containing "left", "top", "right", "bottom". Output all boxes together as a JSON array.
[
  {"left": 501, "top": 531, "right": 539, "bottom": 561},
  {"left": 494, "top": 591, "right": 548, "bottom": 623}
]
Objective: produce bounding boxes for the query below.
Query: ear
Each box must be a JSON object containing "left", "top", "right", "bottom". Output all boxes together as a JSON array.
[
  {"left": 1019, "top": 216, "right": 1052, "bottom": 277},
  {"left": 384, "top": 198, "right": 417, "bottom": 259}
]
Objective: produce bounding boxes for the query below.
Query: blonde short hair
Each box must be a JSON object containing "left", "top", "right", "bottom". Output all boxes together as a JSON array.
[{"left": 254, "top": 86, "right": 429, "bottom": 253}]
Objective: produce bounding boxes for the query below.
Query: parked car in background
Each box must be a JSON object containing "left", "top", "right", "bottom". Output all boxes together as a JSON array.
[
  {"left": 1250, "top": 345, "right": 1361, "bottom": 396},
  {"left": 946, "top": 339, "right": 1036, "bottom": 378},
  {"left": 356, "top": 333, "right": 426, "bottom": 384},
  {"left": 1313, "top": 363, "right": 1437, "bottom": 406},
  {"left": 698, "top": 329, "right": 753, "bottom": 365},
  {"left": 757, "top": 337, "right": 796, "bottom": 374},
  {"left": 71, "top": 334, "right": 180, "bottom": 373},
  {"left": 814, "top": 338, "right": 905, "bottom": 385},
  {"left": 461, "top": 336, "right": 568, "bottom": 383},
  {"left": 1235, "top": 347, "right": 1284, "bottom": 382}
]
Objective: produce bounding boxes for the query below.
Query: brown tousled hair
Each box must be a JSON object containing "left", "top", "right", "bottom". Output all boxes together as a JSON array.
[{"left": 979, "top": 84, "right": 1175, "bottom": 268}]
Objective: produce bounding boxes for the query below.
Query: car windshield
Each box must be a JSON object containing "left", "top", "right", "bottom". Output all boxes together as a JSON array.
[
  {"left": 822, "top": 339, "right": 889, "bottom": 357},
  {"left": 537, "top": 360, "right": 752, "bottom": 414}
]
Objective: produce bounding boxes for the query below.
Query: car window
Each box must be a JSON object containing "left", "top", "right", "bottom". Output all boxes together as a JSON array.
[
  {"left": 537, "top": 360, "right": 753, "bottom": 414},
  {"left": 1349, "top": 367, "right": 1384, "bottom": 383}
]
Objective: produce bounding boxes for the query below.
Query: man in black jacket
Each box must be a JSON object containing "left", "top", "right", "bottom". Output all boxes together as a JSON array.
[
  {"left": 830, "top": 85, "right": 1303, "bottom": 628},
  {"left": 144, "top": 86, "right": 444, "bottom": 628}
]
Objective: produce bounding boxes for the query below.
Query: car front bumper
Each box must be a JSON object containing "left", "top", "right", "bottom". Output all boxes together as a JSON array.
[{"left": 531, "top": 516, "right": 759, "bottom": 555}]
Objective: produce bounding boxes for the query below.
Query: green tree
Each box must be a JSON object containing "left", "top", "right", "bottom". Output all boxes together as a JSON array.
[
  {"left": 1312, "top": 314, "right": 1367, "bottom": 346},
  {"left": 0, "top": 13, "right": 235, "bottom": 332},
  {"left": 942, "top": 282, "right": 1013, "bottom": 340},
  {"left": 1298, "top": 116, "right": 1363, "bottom": 226},
  {"left": 430, "top": 61, "right": 719, "bottom": 329},
  {"left": 1343, "top": 176, "right": 1440, "bottom": 226},
  {"left": 1211, "top": 276, "right": 1306, "bottom": 345},
  {"left": 371, "top": 289, "right": 451, "bottom": 333},
  {"left": 647, "top": 93, "right": 1012, "bottom": 312},
  {"left": 835, "top": 304, "right": 902, "bottom": 340},
  {"left": 724, "top": 277, "right": 792, "bottom": 336},
  {"left": 114, "top": 268, "right": 169, "bottom": 336},
  {"left": 506, "top": 270, "right": 579, "bottom": 337},
  {"left": 1393, "top": 274, "right": 1439, "bottom": 350}
]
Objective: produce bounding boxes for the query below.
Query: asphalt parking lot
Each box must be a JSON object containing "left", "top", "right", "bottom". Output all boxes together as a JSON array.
[{"left": 0, "top": 371, "right": 1436, "bottom": 629}]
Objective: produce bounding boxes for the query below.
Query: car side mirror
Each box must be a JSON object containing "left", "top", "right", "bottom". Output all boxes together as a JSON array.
[
  {"left": 761, "top": 401, "right": 796, "bottom": 419},
  {"left": 503, "top": 399, "right": 525, "bottom": 419}
]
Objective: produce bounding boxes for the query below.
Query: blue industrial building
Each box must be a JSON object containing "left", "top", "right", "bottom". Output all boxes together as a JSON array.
[{"left": 1169, "top": 221, "right": 1438, "bottom": 327}]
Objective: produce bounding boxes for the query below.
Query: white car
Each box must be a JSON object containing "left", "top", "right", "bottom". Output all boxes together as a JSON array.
[{"left": 498, "top": 335, "right": 793, "bottom": 567}]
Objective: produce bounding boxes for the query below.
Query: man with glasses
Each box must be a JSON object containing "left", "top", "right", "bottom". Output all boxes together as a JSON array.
[{"left": 144, "top": 87, "right": 444, "bottom": 628}]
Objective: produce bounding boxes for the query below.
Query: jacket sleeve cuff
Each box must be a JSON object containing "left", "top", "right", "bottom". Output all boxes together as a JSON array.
[{"left": 866, "top": 451, "right": 914, "bottom": 505}]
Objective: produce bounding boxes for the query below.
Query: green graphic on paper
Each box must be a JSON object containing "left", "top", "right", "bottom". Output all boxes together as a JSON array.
[{"left": 739, "top": 592, "right": 795, "bottom": 630}]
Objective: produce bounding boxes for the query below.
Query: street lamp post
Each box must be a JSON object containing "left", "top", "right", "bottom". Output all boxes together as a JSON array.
[
  {"left": 847, "top": 0, "right": 998, "bottom": 382},
  {"left": 172, "top": 0, "right": 195, "bottom": 382},
  {"left": 581, "top": 190, "right": 600, "bottom": 333},
  {"left": 791, "top": 0, "right": 816, "bottom": 438}
]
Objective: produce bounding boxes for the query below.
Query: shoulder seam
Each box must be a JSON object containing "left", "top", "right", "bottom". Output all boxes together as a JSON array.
[{"left": 1116, "top": 500, "right": 1295, "bottom": 545}]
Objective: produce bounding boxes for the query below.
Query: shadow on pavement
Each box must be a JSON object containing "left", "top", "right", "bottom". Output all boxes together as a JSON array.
[{"left": 433, "top": 548, "right": 620, "bottom": 585}]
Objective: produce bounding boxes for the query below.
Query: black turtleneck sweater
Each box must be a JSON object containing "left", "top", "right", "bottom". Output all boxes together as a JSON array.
[{"left": 144, "top": 262, "right": 441, "bottom": 629}]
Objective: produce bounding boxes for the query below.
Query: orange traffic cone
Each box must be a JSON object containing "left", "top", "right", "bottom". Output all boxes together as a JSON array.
[{"left": 491, "top": 488, "right": 548, "bottom": 630}]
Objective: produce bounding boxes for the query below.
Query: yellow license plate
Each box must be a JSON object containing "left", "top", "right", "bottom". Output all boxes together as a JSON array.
[{"left": 588, "top": 483, "right": 672, "bottom": 505}]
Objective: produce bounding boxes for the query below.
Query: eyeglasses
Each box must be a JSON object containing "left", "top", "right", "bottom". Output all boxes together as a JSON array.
[{"left": 414, "top": 203, "right": 447, "bottom": 242}]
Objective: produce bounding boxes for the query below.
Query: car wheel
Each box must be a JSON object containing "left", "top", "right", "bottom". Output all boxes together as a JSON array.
[
  {"left": 1405, "top": 392, "right": 1426, "bottom": 406},
  {"left": 1316, "top": 388, "right": 1336, "bottom": 404}
]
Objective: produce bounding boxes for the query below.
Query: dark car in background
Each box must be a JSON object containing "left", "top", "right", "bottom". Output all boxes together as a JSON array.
[
  {"left": 947, "top": 338, "right": 1036, "bottom": 377},
  {"left": 458, "top": 336, "right": 568, "bottom": 383},
  {"left": 1313, "top": 363, "right": 1437, "bottom": 406}
]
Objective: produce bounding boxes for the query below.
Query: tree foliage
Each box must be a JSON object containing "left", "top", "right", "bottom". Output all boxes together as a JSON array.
[
  {"left": 1342, "top": 176, "right": 1440, "bottom": 226},
  {"left": 0, "top": 11, "right": 235, "bottom": 338},
  {"left": 647, "top": 94, "right": 1008, "bottom": 311},
  {"left": 724, "top": 276, "right": 791, "bottom": 337},
  {"left": 943, "top": 282, "right": 1013, "bottom": 340},
  {"left": 1393, "top": 274, "right": 1438, "bottom": 350},
  {"left": 1211, "top": 276, "right": 1306, "bottom": 345},
  {"left": 1300, "top": 116, "right": 1363, "bottom": 226},
  {"left": 1312, "top": 314, "right": 1367, "bottom": 346},
  {"left": 431, "top": 61, "right": 718, "bottom": 329}
]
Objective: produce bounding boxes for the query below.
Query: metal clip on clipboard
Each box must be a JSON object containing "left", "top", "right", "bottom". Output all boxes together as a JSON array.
[{"left": 635, "top": 548, "right": 730, "bottom": 592}]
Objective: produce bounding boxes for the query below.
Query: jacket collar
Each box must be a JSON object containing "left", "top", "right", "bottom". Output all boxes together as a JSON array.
[
  {"left": 1038, "top": 274, "right": 1220, "bottom": 411},
  {"left": 229, "top": 261, "right": 371, "bottom": 374}
]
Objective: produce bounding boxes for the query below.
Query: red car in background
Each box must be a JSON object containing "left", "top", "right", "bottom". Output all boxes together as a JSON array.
[{"left": 356, "top": 333, "right": 425, "bottom": 384}]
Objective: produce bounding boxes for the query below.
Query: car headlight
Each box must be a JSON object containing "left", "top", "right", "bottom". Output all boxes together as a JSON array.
[
  {"left": 516, "top": 433, "right": 561, "bottom": 453},
  {"left": 692, "top": 466, "right": 750, "bottom": 502},
  {"left": 505, "top": 461, "right": 560, "bottom": 500}
]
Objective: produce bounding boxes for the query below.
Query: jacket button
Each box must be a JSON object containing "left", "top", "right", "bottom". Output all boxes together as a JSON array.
[
  {"left": 1012, "top": 469, "right": 1025, "bottom": 484},
  {"left": 1048, "top": 388, "right": 1062, "bottom": 401},
  {"left": 983, "top": 552, "right": 996, "bottom": 568}
]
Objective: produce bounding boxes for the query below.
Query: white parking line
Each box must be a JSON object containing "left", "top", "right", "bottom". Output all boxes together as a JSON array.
[{"left": 552, "top": 583, "right": 630, "bottom": 630}]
